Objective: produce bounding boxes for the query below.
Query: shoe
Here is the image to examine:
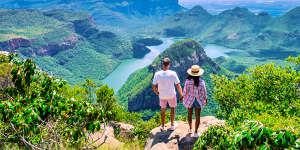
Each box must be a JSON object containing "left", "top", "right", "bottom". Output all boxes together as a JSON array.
[
  {"left": 188, "top": 129, "right": 192, "bottom": 134},
  {"left": 193, "top": 132, "right": 199, "bottom": 138},
  {"left": 160, "top": 126, "right": 166, "bottom": 132},
  {"left": 170, "top": 123, "right": 178, "bottom": 131}
]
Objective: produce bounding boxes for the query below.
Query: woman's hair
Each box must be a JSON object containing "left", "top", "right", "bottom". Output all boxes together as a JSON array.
[{"left": 186, "top": 75, "right": 200, "bottom": 87}]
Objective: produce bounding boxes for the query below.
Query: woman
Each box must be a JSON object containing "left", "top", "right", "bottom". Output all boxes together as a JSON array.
[{"left": 181, "top": 65, "right": 207, "bottom": 138}]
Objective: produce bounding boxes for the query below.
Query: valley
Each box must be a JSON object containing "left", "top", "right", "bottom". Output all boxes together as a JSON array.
[
  {"left": 0, "top": 0, "right": 299, "bottom": 149},
  {"left": 103, "top": 39, "right": 236, "bottom": 93}
]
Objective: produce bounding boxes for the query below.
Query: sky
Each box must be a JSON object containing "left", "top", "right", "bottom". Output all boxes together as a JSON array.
[
  {"left": 179, "top": 0, "right": 300, "bottom": 3},
  {"left": 178, "top": 0, "right": 300, "bottom": 16}
]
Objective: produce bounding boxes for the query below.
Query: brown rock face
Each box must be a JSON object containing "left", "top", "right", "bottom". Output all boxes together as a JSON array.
[
  {"left": 35, "top": 35, "right": 78, "bottom": 56},
  {"left": 0, "top": 38, "right": 32, "bottom": 52},
  {"left": 0, "top": 35, "right": 78, "bottom": 57},
  {"left": 145, "top": 116, "right": 225, "bottom": 150}
]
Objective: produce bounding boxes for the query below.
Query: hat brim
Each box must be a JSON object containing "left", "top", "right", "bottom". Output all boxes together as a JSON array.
[{"left": 187, "top": 68, "right": 204, "bottom": 76}]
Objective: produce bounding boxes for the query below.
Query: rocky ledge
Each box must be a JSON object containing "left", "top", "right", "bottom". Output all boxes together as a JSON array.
[{"left": 145, "top": 116, "right": 225, "bottom": 150}]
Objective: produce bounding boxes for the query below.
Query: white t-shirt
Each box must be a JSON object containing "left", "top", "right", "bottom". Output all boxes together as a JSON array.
[{"left": 152, "top": 70, "right": 180, "bottom": 99}]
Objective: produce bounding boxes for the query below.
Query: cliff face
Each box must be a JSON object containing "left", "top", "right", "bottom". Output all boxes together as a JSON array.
[
  {"left": 0, "top": 38, "right": 33, "bottom": 52},
  {"left": 117, "top": 40, "right": 225, "bottom": 115}
]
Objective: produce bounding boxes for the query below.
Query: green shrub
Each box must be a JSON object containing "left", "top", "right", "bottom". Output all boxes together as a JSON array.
[
  {"left": 194, "top": 121, "right": 299, "bottom": 150},
  {"left": 211, "top": 55, "right": 299, "bottom": 133},
  {"left": 194, "top": 55, "right": 300, "bottom": 150},
  {"left": 0, "top": 54, "right": 104, "bottom": 149},
  {"left": 194, "top": 125, "right": 233, "bottom": 150}
]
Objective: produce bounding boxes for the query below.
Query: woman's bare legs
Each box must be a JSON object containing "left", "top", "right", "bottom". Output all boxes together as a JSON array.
[
  {"left": 188, "top": 108, "right": 193, "bottom": 131},
  {"left": 195, "top": 108, "right": 201, "bottom": 133}
]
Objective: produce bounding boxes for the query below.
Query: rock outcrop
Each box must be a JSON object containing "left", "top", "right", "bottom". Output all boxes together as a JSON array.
[
  {"left": 89, "top": 122, "right": 135, "bottom": 149},
  {"left": 145, "top": 116, "right": 225, "bottom": 150},
  {"left": 0, "top": 38, "right": 33, "bottom": 52},
  {"left": 109, "top": 122, "right": 135, "bottom": 140}
]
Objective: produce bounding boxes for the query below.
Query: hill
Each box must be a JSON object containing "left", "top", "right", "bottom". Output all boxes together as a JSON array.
[
  {"left": 0, "top": 9, "right": 154, "bottom": 84},
  {"left": 117, "top": 39, "right": 230, "bottom": 117},
  {"left": 153, "top": 6, "right": 300, "bottom": 72},
  {"left": 160, "top": 6, "right": 300, "bottom": 51},
  {"left": 0, "top": 0, "right": 184, "bottom": 32}
]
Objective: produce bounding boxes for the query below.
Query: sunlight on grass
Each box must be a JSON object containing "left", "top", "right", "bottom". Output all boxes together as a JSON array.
[{"left": 0, "top": 34, "right": 28, "bottom": 41}]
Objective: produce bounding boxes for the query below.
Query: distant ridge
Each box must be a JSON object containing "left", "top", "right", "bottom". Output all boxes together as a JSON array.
[
  {"left": 0, "top": 0, "right": 184, "bottom": 29},
  {"left": 157, "top": 6, "right": 300, "bottom": 54}
]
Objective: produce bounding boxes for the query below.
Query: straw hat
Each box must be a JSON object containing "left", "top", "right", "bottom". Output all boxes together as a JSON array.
[{"left": 187, "top": 65, "right": 204, "bottom": 76}]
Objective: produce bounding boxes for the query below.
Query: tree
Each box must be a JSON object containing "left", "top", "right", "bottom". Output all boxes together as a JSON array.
[
  {"left": 0, "top": 54, "right": 104, "bottom": 149},
  {"left": 211, "top": 55, "right": 299, "bottom": 134}
]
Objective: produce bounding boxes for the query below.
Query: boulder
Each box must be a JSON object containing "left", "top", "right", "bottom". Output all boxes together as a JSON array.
[
  {"left": 87, "top": 122, "right": 135, "bottom": 148},
  {"left": 145, "top": 116, "right": 225, "bottom": 150},
  {"left": 109, "top": 122, "right": 135, "bottom": 140}
]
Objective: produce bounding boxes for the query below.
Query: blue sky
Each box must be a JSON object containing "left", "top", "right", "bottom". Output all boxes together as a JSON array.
[{"left": 179, "top": 0, "right": 300, "bottom": 3}]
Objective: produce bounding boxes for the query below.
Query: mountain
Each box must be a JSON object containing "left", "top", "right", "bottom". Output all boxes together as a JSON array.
[
  {"left": 159, "top": 5, "right": 212, "bottom": 37},
  {"left": 0, "top": 0, "right": 184, "bottom": 31},
  {"left": 0, "top": 9, "right": 154, "bottom": 84},
  {"left": 158, "top": 6, "right": 274, "bottom": 46},
  {"left": 153, "top": 6, "right": 300, "bottom": 70},
  {"left": 117, "top": 39, "right": 230, "bottom": 116}
]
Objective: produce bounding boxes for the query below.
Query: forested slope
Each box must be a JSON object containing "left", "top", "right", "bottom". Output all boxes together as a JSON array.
[
  {"left": 117, "top": 39, "right": 231, "bottom": 117},
  {"left": 0, "top": 9, "right": 137, "bottom": 84}
]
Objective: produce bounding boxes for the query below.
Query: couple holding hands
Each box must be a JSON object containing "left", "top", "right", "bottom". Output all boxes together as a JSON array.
[{"left": 152, "top": 58, "right": 207, "bottom": 138}]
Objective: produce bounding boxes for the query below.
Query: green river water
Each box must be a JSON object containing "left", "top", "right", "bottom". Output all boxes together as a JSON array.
[{"left": 102, "top": 38, "right": 237, "bottom": 92}]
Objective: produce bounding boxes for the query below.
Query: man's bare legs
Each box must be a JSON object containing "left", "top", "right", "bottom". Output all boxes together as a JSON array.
[
  {"left": 170, "top": 107, "right": 175, "bottom": 126},
  {"left": 195, "top": 108, "right": 201, "bottom": 133},
  {"left": 188, "top": 108, "right": 193, "bottom": 131},
  {"left": 161, "top": 108, "right": 166, "bottom": 127}
]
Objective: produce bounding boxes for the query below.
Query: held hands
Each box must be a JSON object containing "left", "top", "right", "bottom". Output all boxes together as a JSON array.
[
  {"left": 180, "top": 95, "right": 184, "bottom": 103},
  {"left": 204, "top": 99, "right": 208, "bottom": 105},
  {"left": 155, "top": 91, "right": 159, "bottom": 96}
]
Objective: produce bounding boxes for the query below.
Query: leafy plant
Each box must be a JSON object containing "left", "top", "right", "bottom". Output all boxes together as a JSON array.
[
  {"left": 0, "top": 54, "right": 104, "bottom": 149},
  {"left": 212, "top": 56, "right": 299, "bottom": 131},
  {"left": 194, "top": 55, "right": 300, "bottom": 150},
  {"left": 194, "top": 121, "right": 298, "bottom": 150}
]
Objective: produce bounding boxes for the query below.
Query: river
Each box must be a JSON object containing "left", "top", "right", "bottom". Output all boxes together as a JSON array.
[
  {"left": 102, "top": 38, "right": 174, "bottom": 92},
  {"left": 102, "top": 39, "right": 235, "bottom": 92}
]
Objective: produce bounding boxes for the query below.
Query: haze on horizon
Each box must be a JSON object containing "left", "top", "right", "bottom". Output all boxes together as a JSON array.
[
  {"left": 179, "top": 0, "right": 300, "bottom": 16},
  {"left": 180, "top": 0, "right": 300, "bottom": 4}
]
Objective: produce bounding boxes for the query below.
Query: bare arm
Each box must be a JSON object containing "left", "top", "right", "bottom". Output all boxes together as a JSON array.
[
  {"left": 175, "top": 83, "right": 183, "bottom": 102},
  {"left": 152, "top": 84, "right": 159, "bottom": 95},
  {"left": 201, "top": 80, "right": 208, "bottom": 105}
]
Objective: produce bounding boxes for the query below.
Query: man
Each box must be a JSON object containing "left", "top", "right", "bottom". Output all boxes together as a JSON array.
[{"left": 152, "top": 58, "right": 183, "bottom": 131}]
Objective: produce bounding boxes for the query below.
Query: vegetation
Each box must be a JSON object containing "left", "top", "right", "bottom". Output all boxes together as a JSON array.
[
  {"left": 194, "top": 55, "right": 300, "bottom": 149},
  {"left": 0, "top": 0, "right": 183, "bottom": 34},
  {"left": 0, "top": 54, "right": 105, "bottom": 149},
  {"left": 0, "top": 9, "right": 135, "bottom": 85},
  {"left": 0, "top": 53, "right": 186, "bottom": 149},
  {"left": 194, "top": 121, "right": 299, "bottom": 149}
]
